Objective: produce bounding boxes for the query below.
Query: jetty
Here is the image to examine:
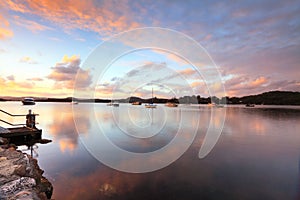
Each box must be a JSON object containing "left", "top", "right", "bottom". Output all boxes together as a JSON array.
[{"left": 0, "top": 109, "right": 42, "bottom": 140}]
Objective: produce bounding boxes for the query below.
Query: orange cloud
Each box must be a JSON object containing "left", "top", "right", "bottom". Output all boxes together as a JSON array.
[
  {"left": 0, "top": 14, "right": 13, "bottom": 39},
  {"left": 3, "top": 0, "right": 141, "bottom": 36},
  {"left": 0, "top": 76, "right": 34, "bottom": 89},
  {"left": 0, "top": 75, "right": 37, "bottom": 96},
  {"left": 178, "top": 68, "right": 197, "bottom": 75},
  {"left": 250, "top": 76, "right": 267, "bottom": 87},
  {"left": 62, "top": 55, "right": 79, "bottom": 63},
  {"left": 0, "top": 74, "right": 78, "bottom": 97}
]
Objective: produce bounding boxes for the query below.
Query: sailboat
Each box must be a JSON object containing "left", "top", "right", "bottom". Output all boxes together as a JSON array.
[
  {"left": 107, "top": 100, "right": 119, "bottom": 107},
  {"left": 70, "top": 97, "right": 78, "bottom": 105},
  {"left": 145, "top": 88, "right": 157, "bottom": 108}
]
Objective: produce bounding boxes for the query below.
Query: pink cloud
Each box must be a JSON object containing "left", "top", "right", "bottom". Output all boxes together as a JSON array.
[
  {"left": 177, "top": 68, "right": 197, "bottom": 76},
  {"left": 3, "top": 0, "right": 141, "bottom": 36},
  {"left": 13, "top": 15, "right": 53, "bottom": 33},
  {"left": 6, "top": 75, "right": 15, "bottom": 81},
  {"left": 225, "top": 74, "right": 300, "bottom": 97}
]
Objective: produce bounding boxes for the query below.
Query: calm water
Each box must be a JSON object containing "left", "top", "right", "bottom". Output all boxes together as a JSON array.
[{"left": 1, "top": 102, "right": 300, "bottom": 200}]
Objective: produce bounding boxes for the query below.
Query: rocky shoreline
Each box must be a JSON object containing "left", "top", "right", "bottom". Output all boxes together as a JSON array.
[{"left": 0, "top": 138, "right": 53, "bottom": 200}]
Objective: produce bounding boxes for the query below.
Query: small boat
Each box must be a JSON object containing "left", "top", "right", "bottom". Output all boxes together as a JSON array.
[
  {"left": 216, "top": 104, "right": 225, "bottom": 108},
  {"left": 107, "top": 101, "right": 119, "bottom": 107},
  {"left": 70, "top": 97, "right": 79, "bottom": 105},
  {"left": 112, "top": 102, "right": 119, "bottom": 107},
  {"left": 132, "top": 101, "right": 142, "bottom": 105},
  {"left": 22, "top": 98, "right": 35, "bottom": 105},
  {"left": 145, "top": 103, "right": 157, "bottom": 108},
  {"left": 165, "top": 102, "right": 178, "bottom": 107},
  {"left": 245, "top": 103, "right": 255, "bottom": 107}
]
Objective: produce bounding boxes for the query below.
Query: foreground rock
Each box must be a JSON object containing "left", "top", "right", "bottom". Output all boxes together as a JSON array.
[{"left": 0, "top": 147, "right": 53, "bottom": 199}]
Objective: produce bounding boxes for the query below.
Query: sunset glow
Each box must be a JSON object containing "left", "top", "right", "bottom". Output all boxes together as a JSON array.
[{"left": 0, "top": 0, "right": 299, "bottom": 98}]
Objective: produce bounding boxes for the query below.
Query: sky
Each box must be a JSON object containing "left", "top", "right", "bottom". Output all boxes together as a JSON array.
[{"left": 0, "top": 0, "right": 299, "bottom": 98}]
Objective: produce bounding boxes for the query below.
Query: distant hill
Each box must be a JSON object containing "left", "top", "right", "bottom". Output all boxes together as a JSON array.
[
  {"left": 0, "top": 91, "right": 299, "bottom": 105},
  {"left": 228, "top": 91, "right": 300, "bottom": 105},
  {"left": 117, "top": 91, "right": 300, "bottom": 105}
]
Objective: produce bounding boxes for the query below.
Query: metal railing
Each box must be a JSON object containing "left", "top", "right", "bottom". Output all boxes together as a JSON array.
[
  {"left": 0, "top": 109, "right": 39, "bottom": 127},
  {"left": 0, "top": 119, "right": 25, "bottom": 126},
  {"left": 0, "top": 109, "right": 39, "bottom": 116}
]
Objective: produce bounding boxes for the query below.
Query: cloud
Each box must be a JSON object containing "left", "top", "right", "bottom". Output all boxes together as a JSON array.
[
  {"left": 48, "top": 37, "right": 63, "bottom": 42},
  {"left": 2, "top": 0, "right": 299, "bottom": 98},
  {"left": 177, "top": 68, "right": 197, "bottom": 76},
  {"left": 3, "top": 0, "right": 141, "bottom": 36},
  {"left": 6, "top": 75, "right": 15, "bottom": 81},
  {"left": 250, "top": 77, "right": 268, "bottom": 87},
  {"left": 0, "top": 75, "right": 35, "bottom": 96},
  {"left": 225, "top": 74, "right": 300, "bottom": 97},
  {"left": 27, "top": 77, "right": 43, "bottom": 81},
  {"left": 0, "top": 48, "right": 6, "bottom": 53},
  {"left": 0, "top": 75, "right": 77, "bottom": 97},
  {"left": 152, "top": 49, "right": 190, "bottom": 66},
  {"left": 75, "top": 37, "right": 86, "bottom": 42},
  {"left": 0, "top": 14, "right": 13, "bottom": 39},
  {"left": 13, "top": 15, "right": 53, "bottom": 33},
  {"left": 96, "top": 62, "right": 202, "bottom": 99},
  {"left": 47, "top": 55, "right": 92, "bottom": 89},
  {"left": 19, "top": 56, "right": 38, "bottom": 64}
]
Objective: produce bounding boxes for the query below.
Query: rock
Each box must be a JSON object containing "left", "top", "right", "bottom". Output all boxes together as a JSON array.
[
  {"left": 0, "top": 127, "right": 10, "bottom": 134},
  {"left": 0, "top": 137, "right": 9, "bottom": 145},
  {"left": 0, "top": 147, "right": 53, "bottom": 199},
  {"left": 39, "top": 177, "right": 53, "bottom": 199},
  {"left": 0, "top": 177, "right": 36, "bottom": 197},
  {"left": 14, "top": 165, "right": 27, "bottom": 177}
]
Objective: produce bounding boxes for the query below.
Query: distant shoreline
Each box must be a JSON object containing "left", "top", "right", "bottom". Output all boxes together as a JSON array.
[{"left": 1, "top": 90, "right": 300, "bottom": 105}]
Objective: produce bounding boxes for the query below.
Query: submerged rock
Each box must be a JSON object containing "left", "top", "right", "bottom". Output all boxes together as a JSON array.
[{"left": 0, "top": 147, "right": 53, "bottom": 199}]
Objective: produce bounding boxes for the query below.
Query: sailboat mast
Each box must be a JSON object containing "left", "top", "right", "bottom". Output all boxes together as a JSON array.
[{"left": 152, "top": 87, "right": 153, "bottom": 104}]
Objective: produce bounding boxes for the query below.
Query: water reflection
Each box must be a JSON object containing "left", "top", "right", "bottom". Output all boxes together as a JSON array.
[
  {"left": 1, "top": 102, "right": 300, "bottom": 199},
  {"left": 76, "top": 104, "right": 201, "bottom": 173},
  {"left": 48, "top": 104, "right": 91, "bottom": 153}
]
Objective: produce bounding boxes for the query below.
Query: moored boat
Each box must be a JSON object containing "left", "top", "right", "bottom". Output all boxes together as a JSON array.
[
  {"left": 145, "top": 103, "right": 157, "bottom": 108},
  {"left": 132, "top": 101, "right": 142, "bottom": 105},
  {"left": 107, "top": 101, "right": 119, "bottom": 107},
  {"left": 22, "top": 98, "right": 35, "bottom": 105},
  {"left": 165, "top": 102, "right": 178, "bottom": 107},
  {"left": 145, "top": 88, "right": 157, "bottom": 108}
]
